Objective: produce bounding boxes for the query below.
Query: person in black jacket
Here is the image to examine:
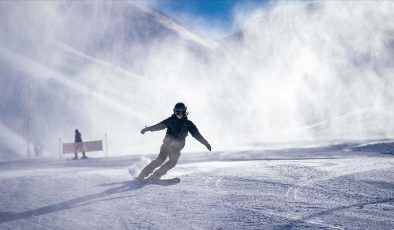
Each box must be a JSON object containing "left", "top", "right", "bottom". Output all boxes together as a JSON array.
[
  {"left": 137, "top": 103, "right": 211, "bottom": 181},
  {"left": 73, "top": 129, "right": 87, "bottom": 160}
]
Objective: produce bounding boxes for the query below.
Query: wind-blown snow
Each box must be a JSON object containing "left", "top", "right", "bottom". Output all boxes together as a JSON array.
[
  {"left": 1, "top": 1, "right": 394, "bottom": 159},
  {"left": 0, "top": 143, "right": 393, "bottom": 229}
]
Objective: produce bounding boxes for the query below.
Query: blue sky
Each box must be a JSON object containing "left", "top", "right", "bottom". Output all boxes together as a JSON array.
[{"left": 138, "top": 0, "right": 271, "bottom": 38}]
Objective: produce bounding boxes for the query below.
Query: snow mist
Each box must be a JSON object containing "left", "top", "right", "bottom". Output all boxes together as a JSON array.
[{"left": 0, "top": 1, "right": 393, "bottom": 159}]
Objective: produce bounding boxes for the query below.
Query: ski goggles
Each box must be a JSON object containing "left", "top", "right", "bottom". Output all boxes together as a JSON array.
[{"left": 174, "top": 110, "right": 185, "bottom": 115}]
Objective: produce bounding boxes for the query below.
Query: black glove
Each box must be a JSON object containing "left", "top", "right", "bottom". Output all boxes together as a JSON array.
[
  {"left": 206, "top": 143, "right": 211, "bottom": 151},
  {"left": 141, "top": 127, "right": 148, "bottom": 134}
]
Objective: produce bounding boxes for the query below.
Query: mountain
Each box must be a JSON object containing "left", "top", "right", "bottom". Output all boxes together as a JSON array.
[
  {"left": 0, "top": 1, "right": 217, "bottom": 159},
  {"left": 1, "top": 1, "right": 394, "bottom": 160}
]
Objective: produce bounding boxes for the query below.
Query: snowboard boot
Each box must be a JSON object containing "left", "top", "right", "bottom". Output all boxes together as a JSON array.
[
  {"left": 81, "top": 153, "right": 88, "bottom": 160},
  {"left": 72, "top": 154, "right": 78, "bottom": 160},
  {"left": 147, "top": 174, "right": 160, "bottom": 182},
  {"left": 136, "top": 174, "right": 145, "bottom": 181}
]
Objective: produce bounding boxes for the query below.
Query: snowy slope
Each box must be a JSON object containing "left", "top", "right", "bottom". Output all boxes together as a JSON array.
[{"left": 0, "top": 142, "right": 393, "bottom": 229}]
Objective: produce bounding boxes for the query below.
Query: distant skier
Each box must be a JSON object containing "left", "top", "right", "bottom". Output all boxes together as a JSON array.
[
  {"left": 137, "top": 102, "right": 211, "bottom": 181},
  {"left": 74, "top": 129, "right": 88, "bottom": 160}
]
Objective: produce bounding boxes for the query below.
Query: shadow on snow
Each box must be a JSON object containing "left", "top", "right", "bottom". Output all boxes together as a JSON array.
[{"left": 0, "top": 179, "right": 173, "bottom": 223}]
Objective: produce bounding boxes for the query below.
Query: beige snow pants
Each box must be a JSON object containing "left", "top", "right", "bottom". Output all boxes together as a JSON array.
[{"left": 138, "top": 143, "right": 181, "bottom": 179}]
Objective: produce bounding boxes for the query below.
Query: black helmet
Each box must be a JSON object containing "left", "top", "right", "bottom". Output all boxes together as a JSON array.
[{"left": 173, "top": 102, "right": 187, "bottom": 115}]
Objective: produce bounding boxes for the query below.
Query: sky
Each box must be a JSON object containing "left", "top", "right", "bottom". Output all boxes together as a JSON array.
[{"left": 138, "top": 0, "right": 271, "bottom": 38}]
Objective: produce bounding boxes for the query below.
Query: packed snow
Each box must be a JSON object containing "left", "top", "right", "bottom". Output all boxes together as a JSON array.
[{"left": 0, "top": 141, "right": 393, "bottom": 229}]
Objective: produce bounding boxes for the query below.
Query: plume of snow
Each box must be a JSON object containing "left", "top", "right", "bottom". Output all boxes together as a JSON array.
[{"left": 1, "top": 1, "right": 394, "bottom": 158}]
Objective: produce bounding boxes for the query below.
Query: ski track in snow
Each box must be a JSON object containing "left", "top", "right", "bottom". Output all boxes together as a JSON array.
[
  {"left": 0, "top": 143, "right": 393, "bottom": 229},
  {"left": 285, "top": 158, "right": 392, "bottom": 201}
]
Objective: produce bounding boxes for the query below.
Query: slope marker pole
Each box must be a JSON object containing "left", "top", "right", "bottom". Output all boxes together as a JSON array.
[
  {"left": 59, "top": 138, "right": 62, "bottom": 161},
  {"left": 105, "top": 133, "right": 108, "bottom": 159}
]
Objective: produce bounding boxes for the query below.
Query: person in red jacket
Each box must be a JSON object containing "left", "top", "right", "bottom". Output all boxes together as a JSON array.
[{"left": 137, "top": 103, "right": 211, "bottom": 181}]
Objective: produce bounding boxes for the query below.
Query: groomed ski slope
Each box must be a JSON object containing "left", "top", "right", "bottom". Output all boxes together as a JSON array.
[{"left": 0, "top": 141, "right": 393, "bottom": 229}]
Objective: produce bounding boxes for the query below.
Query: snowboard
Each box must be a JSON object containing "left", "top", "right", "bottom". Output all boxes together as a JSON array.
[
  {"left": 135, "top": 177, "right": 180, "bottom": 185},
  {"left": 67, "top": 156, "right": 88, "bottom": 160}
]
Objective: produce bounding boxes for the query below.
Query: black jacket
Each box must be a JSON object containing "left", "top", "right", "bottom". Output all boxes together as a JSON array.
[
  {"left": 75, "top": 132, "right": 82, "bottom": 143},
  {"left": 146, "top": 115, "right": 209, "bottom": 149}
]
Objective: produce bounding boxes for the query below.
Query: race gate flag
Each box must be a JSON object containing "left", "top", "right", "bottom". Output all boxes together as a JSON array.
[{"left": 62, "top": 140, "right": 103, "bottom": 154}]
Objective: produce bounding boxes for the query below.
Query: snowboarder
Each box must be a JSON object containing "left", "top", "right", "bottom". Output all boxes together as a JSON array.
[
  {"left": 73, "top": 129, "right": 87, "bottom": 160},
  {"left": 137, "top": 102, "right": 211, "bottom": 181}
]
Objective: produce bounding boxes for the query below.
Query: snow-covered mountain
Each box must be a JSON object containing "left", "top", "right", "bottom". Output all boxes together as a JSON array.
[
  {"left": 0, "top": 1, "right": 217, "bottom": 159},
  {"left": 213, "top": 1, "right": 394, "bottom": 142},
  {"left": 1, "top": 1, "right": 394, "bottom": 160}
]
